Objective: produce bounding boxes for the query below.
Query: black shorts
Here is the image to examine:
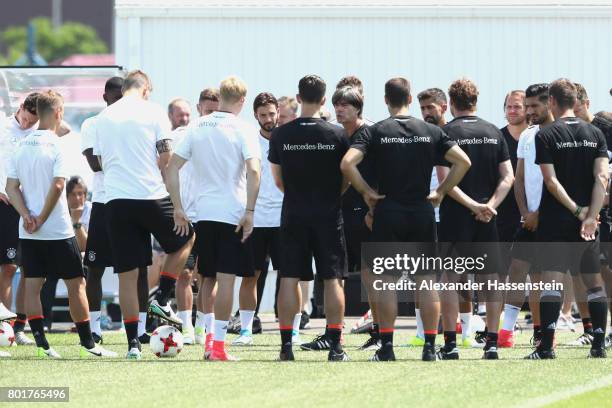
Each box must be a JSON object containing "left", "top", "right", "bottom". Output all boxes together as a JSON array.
[
  {"left": 20, "top": 237, "right": 84, "bottom": 280},
  {"left": 0, "top": 202, "right": 20, "bottom": 265},
  {"left": 599, "top": 208, "right": 611, "bottom": 265},
  {"left": 194, "top": 221, "right": 255, "bottom": 278},
  {"left": 105, "top": 197, "right": 194, "bottom": 273},
  {"left": 343, "top": 208, "right": 371, "bottom": 272},
  {"left": 536, "top": 218, "right": 600, "bottom": 275},
  {"left": 510, "top": 226, "right": 539, "bottom": 266},
  {"left": 84, "top": 202, "right": 113, "bottom": 268},
  {"left": 279, "top": 221, "right": 347, "bottom": 281},
  {"left": 251, "top": 227, "right": 281, "bottom": 272}
]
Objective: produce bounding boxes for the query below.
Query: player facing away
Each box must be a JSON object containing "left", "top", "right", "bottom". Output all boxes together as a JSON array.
[
  {"left": 5, "top": 90, "right": 116, "bottom": 359},
  {"left": 166, "top": 76, "right": 261, "bottom": 361}
]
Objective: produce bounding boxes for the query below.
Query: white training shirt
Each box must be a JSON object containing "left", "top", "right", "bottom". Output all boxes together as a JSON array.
[
  {"left": 516, "top": 125, "right": 543, "bottom": 213},
  {"left": 7, "top": 129, "right": 74, "bottom": 240},
  {"left": 79, "top": 200, "right": 92, "bottom": 232},
  {"left": 80, "top": 116, "right": 106, "bottom": 203},
  {"left": 171, "top": 126, "right": 198, "bottom": 222},
  {"left": 0, "top": 115, "right": 37, "bottom": 196},
  {"left": 430, "top": 168, "right": 440, "bottom": 222},
  {"left": 255, "top": 133, "right": 283, "bottom": 228},
  {"left": 93, "top": 94, "right": 171, "bottom": 202},
  {"left": 174, "top": 112, "right": 261, "bottom": 226}
]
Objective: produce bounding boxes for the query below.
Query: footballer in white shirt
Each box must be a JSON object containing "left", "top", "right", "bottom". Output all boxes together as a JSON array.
[
  {"left": 166, "top": 76, "right": 261, "bottom": 361},
  {"left": 93, "top": 71, "right": 195, "bottom": 359},
  {"left": 5, "top": 90, "right": 116, "bottom": 359}
]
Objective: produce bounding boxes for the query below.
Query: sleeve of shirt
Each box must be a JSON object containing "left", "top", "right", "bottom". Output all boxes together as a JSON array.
[
  {"left": 80, "top": 117, "right": 95, "bottom": 152},
  {"left": 6, "top": 152, "right": 18, "bottom": 180},
  {"left": 0, "top": 126, "right": 10, "bottom": 194},
  {"left": 435, "top": 127, "right": 457, "bottom": 164},
  {"left": 173, "top": 128, "right": 193, "bottom": 161},
  {"left": 516, "top": 131, "right": 527, "bottom": 159},
  {"left": 241, "top": 124, "right": 261, "bottom": 161},
  {"left": 498, "top": 132, "right": 511, "bottom": 163},
  {"left": 53, "top": 145, "right": 68, "bottom": 179},
  {"left": 268, "top": 128, "right": 281, "bottom": 164},
  {"left": 351, "top": 125, "right": 373, "bottom": 154},
  {"left": 155, "top": 106, "right": 173, "bottom": 142},
  {"left": 535, "top": 132, "right": 553, "bottom": 164},
  {"left": 595, "top": 128, "right": 609, "bottom": 159}
]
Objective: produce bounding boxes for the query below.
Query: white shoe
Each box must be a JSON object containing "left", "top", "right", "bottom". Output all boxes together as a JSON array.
[
  {"left": 292, "top": 333, "right": 303, "bottom": 346},
  {"left": 148, "top": 300, "right": 182, "bottom": 326},
  {"left": 80, "top": 344, "right": 118, "bottom": 358},
  {"left": 37, "top": 347, "right": 61, "bottom": 359},
  {"left": 0, "top": 350, "right": 10, "bottom": 357},
  {"left": 557, "top": 314, "right": 576, "bottom": 332},
  {"left": 15, "top": 331, "right": 35, "bottom": 345},
  {"left": 0, "top": 303, "right": 16, "bottom": 322},
  {"left": 126, "top": 347, "right": 142, "bottom": 360},
  {"left": 231, "top": 334, "right": 253, "bottom": 346},
  {"left": 194, "top": 327, "right": 205, "bottom": 345}
]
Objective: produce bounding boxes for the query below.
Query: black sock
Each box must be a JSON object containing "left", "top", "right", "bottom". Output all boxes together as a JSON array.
[
  {"left": 370, "top": 323, "right": 380, "bottom": 340},
  {"left": 485, "top": 332, "right": 498, "bottom": 350},
  {"left": 325, "top": 326, "right": 342, "bottom": 353},
  {"left": 587, "top": 294, "right": 608, "bottom": 349},
  {"left": 533, "top": 324, "right": 541, "bottom": 340},
  {"left": 280, "top": 328, "right": 293, "bottom": 351},
  {"left": 28, "top": 317, "right": 49, "bottom": 350},
  {"left": 380, "top": 328, "right": 393, "bottom": 350},
  {"left": 444, "top": 331, "right": 457, "bottom": 349},
  {"left": 155, "top": 275, "right": 176, "bottom": 306},
  {"left": 124, "top": 320, "right": 140, "bottom": 351},
  {"left": 582, "top": 317, "right": 593, "bottom": 335},
  {"left": 540, "top": 295, "right": 561, "bottom": 350},
  {"left": 424, "top": 332, "right": 436, "bottom": 347},
  {"left": 13, "top": 313, "right": 26, "bottom": 332},
  {"left": 76, "top": 320, "right": 95, "bottom": 349}
]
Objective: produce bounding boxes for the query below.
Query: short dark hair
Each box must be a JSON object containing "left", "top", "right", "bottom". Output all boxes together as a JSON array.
[
  {"left": 105, "top": 77, "right": 124, "bottom": 95},
  {"left": 66, "top": 175, "right": 87, "bottom": 196},
  {"left": 36, "top": 90, "right": 64, "bottom": 119},
  {"left": 332, "top": 86, "right": 364, "bottom": 117},
  {"left": 574, "top": 82, "right": 588, "bottom": 104},
  {"left": 23, "top": 92, "right": 41, "bottom": 115},
  {"left": 336, "top": 76, "right": 363, "bottom": 95},
  {"left": 448, "top": 78, "right": 478, "bottom": 111},
  {"left": 298, "top": 75, "right": 326, "bottom": 104},
  {"left": 122, "top": 70, "right": 152, "bottom": 93},
  {"left": 549, "top": 78, "right": 577, "bottom": 110},
  {"left": 503, "top": 90, "right": 525, "bottom": 109},
  {"left": 253, "top": 92, "right": 278, "bottom": 113},
  {"left": 199, "top": 88, "right": 220, "bottom": 104},
  {"left": 385, "top": 77, "right": 410, "bottom": 108},
  {"left": 525, "top": 83, "right": 549, "bottom": 103},
  {"left": 417, "top": 88, "right": 447, "bottom": 105}
]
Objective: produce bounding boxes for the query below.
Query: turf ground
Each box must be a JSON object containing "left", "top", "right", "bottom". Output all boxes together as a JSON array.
[{"left": 1, "top": 322, "right": 612, "bottom": 408}]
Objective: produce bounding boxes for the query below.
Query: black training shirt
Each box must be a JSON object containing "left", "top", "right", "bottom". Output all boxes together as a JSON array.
[
  {"left": 269, "top": 117, "right": 349, "bottom": 224},
  {"left": 535, "top": 117, "right": 608, "bottom": 222},
  {"left": 440, "top": 115, "right": 510, "bottom": 215},
  {"left": 351, "top": 115, "right": 455, "bottom": 208},
  {"left": 496, "top": 126, "right": 521, "bottom": 227},
  {"left": 342, "top": 124, "right": 377, "bottom": 219}
]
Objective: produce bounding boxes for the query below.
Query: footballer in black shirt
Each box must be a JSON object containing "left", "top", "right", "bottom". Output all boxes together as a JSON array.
[
  {"left": 342, "top": 77, "right": 471, "bottom": 362},
  {"left": 528, "top": 79, "right": 609, "bottom": 360},
  {"left": 269, "top": 75, "right": 350, "bottom": 362},
  {"left": 438, "top": 78, "right": 514, "bottom": 360}
]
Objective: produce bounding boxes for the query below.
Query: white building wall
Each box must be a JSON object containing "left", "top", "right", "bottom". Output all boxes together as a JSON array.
[{"left": 116, "top": 5, "right": 612, "bottom": 126}]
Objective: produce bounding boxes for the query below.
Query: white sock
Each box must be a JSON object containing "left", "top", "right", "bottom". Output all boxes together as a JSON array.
[
  {"left": 213, "top": 320, "right": 228, "bottom": 342},
  {"left": 460, "top": 313, "right": 472, "bottom": 340},
  {"left": 502, "top": 304, "right": 520, "bottom": 332},
  {"left": 178, "top": 310, "right": 193, "bottom": 329},
  {"left": 239, "top": 310, "right": 255, "bottom": 335},
  {"left": 90, "top": 311, "right": 101, "bottom": 336},
  {"left": 195, "top": 311, "right": 205, "bottom": 331},
  {"left": 292, "top": 313, "right": 302, "bottom": 335},
  {"left": 415, "top": 309, "right": 424, "bottom": 339},
  {"left": 138, "top": 312, "right": 147, "bottom": 337},
  {"left": 204, "top": 313, "right": 214, "bottom": 335}
]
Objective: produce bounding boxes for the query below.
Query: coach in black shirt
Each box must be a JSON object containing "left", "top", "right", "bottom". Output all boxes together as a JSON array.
[
  {"left": 527, "top": 79, "right": 609, "bottom": 360},
  {"left": 341, "top": 77, "right": 471, "bottom": 362}
]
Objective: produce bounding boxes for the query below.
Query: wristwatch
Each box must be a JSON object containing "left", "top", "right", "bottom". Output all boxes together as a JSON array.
[{"left": 73, "top": 222, "right": 82, "bottom": 230}]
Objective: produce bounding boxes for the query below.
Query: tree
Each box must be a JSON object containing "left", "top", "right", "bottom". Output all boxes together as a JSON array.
[{"left": 1, "top": 17, "right": 108, "bottom": 64}]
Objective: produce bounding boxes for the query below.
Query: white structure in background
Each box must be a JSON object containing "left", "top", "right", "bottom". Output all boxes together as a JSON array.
[{"left": 115, "top": 0, "right": 612, "bottom": 126}]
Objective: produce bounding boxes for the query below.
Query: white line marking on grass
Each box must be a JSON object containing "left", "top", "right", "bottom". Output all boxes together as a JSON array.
[{"left": 517, "top": 374, "right": 612, "bottom": 407}]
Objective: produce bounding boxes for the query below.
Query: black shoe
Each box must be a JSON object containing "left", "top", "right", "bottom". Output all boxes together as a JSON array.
[
  {"left": 278, "top": 348, "right": 295, "bottom": 361},
  {"left": 252, "top": 315, "right": 262, "bottom": 335},
  {"left": 524, "top": 348, "right": 555, "bottom": 360},
  {"left": 328, "top": 349, "right": 350, "bottom": 361},
  {"left": 227, "top": 314, "right": 241, "bottom": 335},
  {"left": 358, "top": 336, "right": 381, "bottom": 351},
  {"left": 474, "top": 331, "right": 487, "bottom": 346},
  {"left": 436, "top": 345, "right": 459, "bottom": 360},
  {"left": 483, "top": 346, "right": 499, "bottom": 360},
  {"left": 300, "top": 334, "right": 331, "bottom": 351},
  {"left": 138, "top": 333, "right": 151, "bottom": 344},
  {"left": 370, "top": 347, "right": 396, "bottom": 361},
  {"left": 299, "top": 312, "right": 311, "bottom": 330},
  {"left": 92, "top": 332, "right": 103, "bottom": 344},
  {"left": 589, "top": 347, "right": 607, "bottom": 358},
  {"left": 422, "top": 345, "right": 438, "bottom": 362}
]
